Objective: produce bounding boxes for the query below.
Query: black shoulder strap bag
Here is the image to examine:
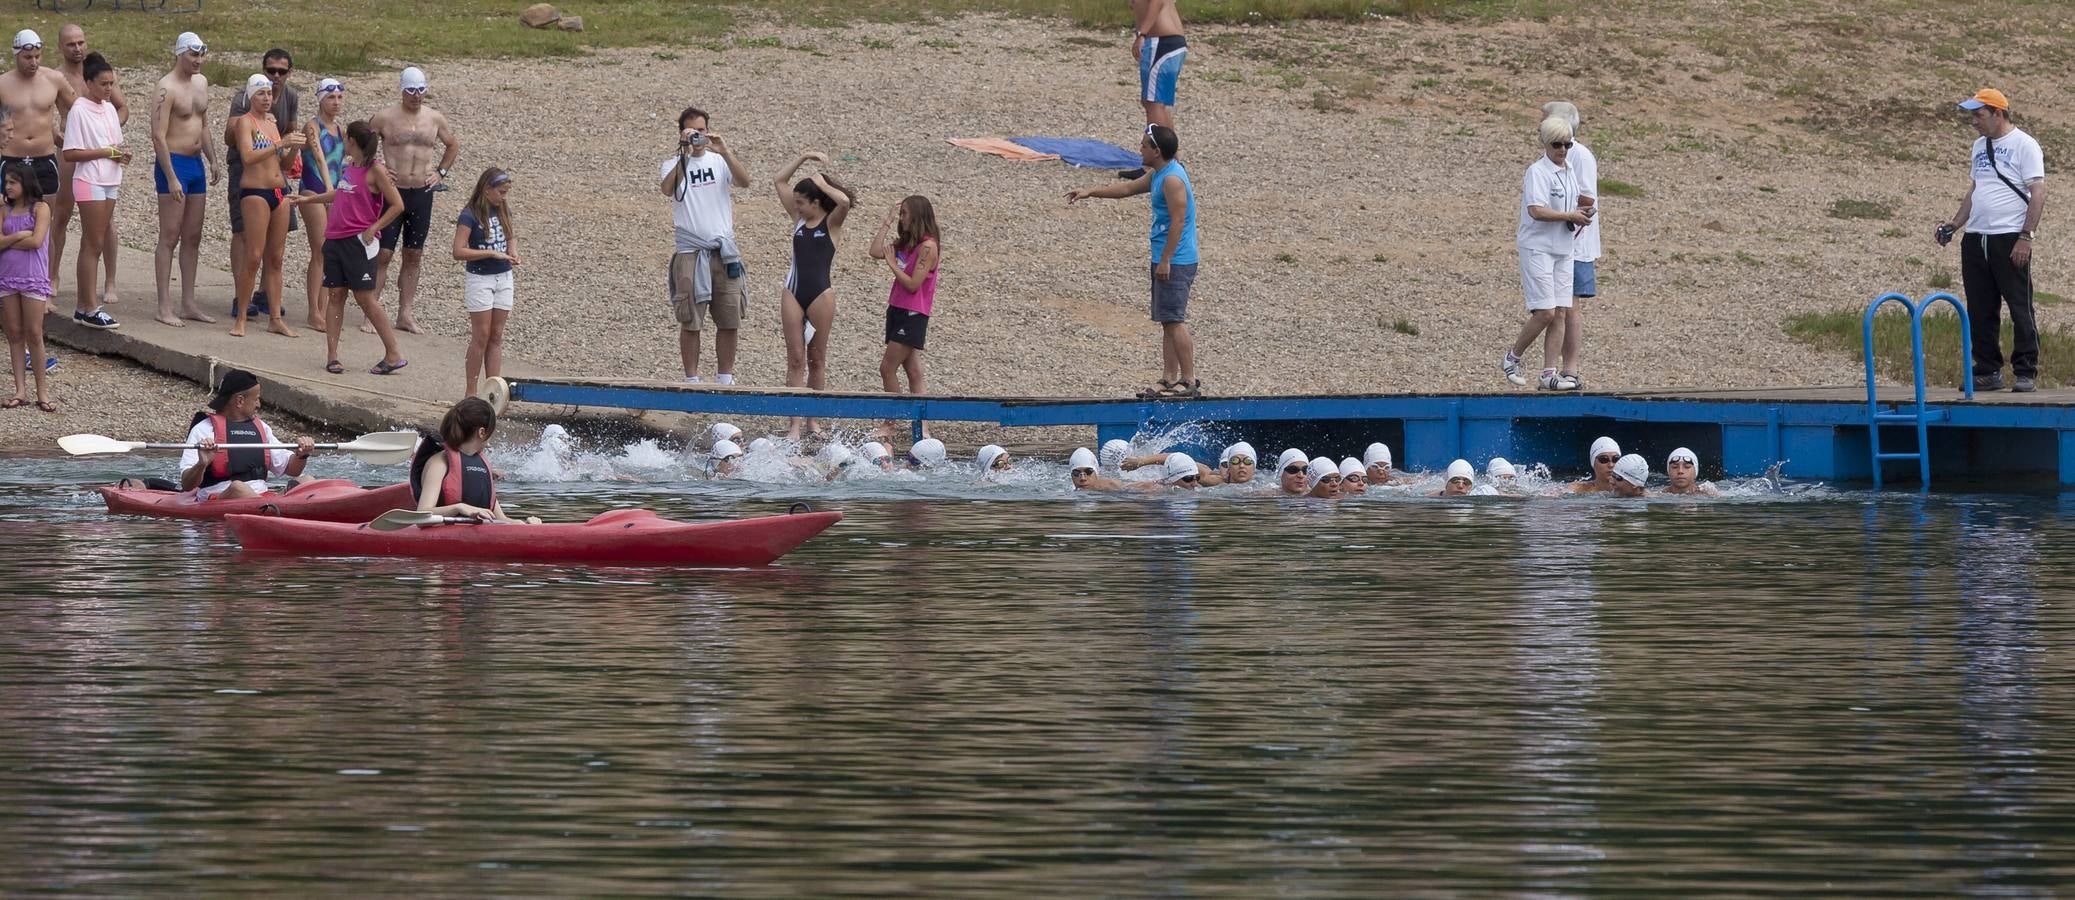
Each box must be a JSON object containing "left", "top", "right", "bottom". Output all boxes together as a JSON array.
[{"left": 1984, "top": 135, "right": 2032, "bottom": 206}]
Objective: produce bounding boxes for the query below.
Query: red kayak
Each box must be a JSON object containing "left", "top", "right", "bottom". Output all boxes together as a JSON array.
[
  {"left": 225, "top": 508, "right": 842, "bottom": 566},
  {"left": 98, "top": 479, "right": 415, "bottom": 523}
]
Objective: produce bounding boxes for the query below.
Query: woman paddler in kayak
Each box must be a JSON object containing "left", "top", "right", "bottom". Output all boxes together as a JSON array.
[
  {"left": 409, "top": 397, "right": 537, "bottom": 524},
  {"left": 171, "top": 369, "right": 318, "bottom": 500}
]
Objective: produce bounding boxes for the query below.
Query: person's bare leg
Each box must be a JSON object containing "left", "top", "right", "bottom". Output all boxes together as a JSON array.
[
  {"left": 1159, "top": 325, "right": 1179, "bottom": 384},
  {"left": 679, "top": 328, "right": 702, "bottom": 377},
  {"left": 153, "top": 195, "right": 187, "bottom": 327},
  {"left": 1171, "top": 322, "right": 1196, "bottom": 385},
  {"left": 176, "top": 197, "right": 213, "bottom": 322},
  {"left": 259, "top": 201, "right": 297, "bottom": 337},
  {"left": 804, "top": 293, "right": 835, "bottom": 437},
  {"left": 1141, "top": 100, "right": 1175, "bottom": 130},
  {"left": 780, "top": 294, "right": 806, "bottom": 440},
  {"left": 903, "top": 351, "right": 931, "bottom": 439},
  {"left": 48, "top": 176, "right": 73, "bottom": 291},
  {"left": 1542, "top": 309, "right": 1566, "bottom": 373},
  {"left": 873, "top": 343, "right": 905, "bottom": 439},
  {"left": 715, "top": 327, "right": 738, "bottom": 378},
  {"left": 394, "top": 248, "right": 424, "bottom": 333},
  {"left": 230, "top": 196, "right": 269, "bottom": 336},
  {"left": 324, "top": 286, "right": 346, "bottom": 368},
  {"left": 228, "top": 229, "right": 246, "bottom": 308},
  {"left": 1561, "top": 301, "right": 1583, "bottom": 378},
  {"left": 3, "top": 298, "right": 25, "bottom": 403},
  {"left": 100, "top": 217, "right": 118, "bottom": 305},
  {"left": 1510, "top": 309, "right": 1554, "bottom": 357},
  {"left": 364, "top": 248, "right": 393, "bottom": 334},
  {"left": 302, "top": 204, "right": 330, "bottom": 329},
  {"left": 220, "top": 481, "right": 259, "bottom": 500},
  {"left": 465, "top": 310, "right": 489, "bottom": 398},
  {"left": 353, "top": 288, "right": 405, "bottom": 365},
  {"left": 24, "top": 301, "right": 47, "bottom": 406},
  {"left": 73, "top": 201, "right": 107, "bottom": 317},
  {"left": 485, "top": 308, "right": 507, "bottom": 381}
]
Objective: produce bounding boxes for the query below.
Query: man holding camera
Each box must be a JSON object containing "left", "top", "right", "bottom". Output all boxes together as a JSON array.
[
  {"left": 659, "top": 106, "right": 751, "bottom": 384},
  {"left": 1940, "top": 88, "right": 2046, "bottom": 393}
]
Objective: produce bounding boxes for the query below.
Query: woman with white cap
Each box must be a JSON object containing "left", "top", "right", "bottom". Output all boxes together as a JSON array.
[
  {"left": 1568, "top": 436, "right": 1621, "bottom": 493},
  {"left": 296, "top": 77, "right": 347, "bottom": 328},
  {"left": 1433, "top": 459, "right": 1477, "bottom": 497},
  {"left": 1363, "top": 442, "right": 1410, "bottom": 485},
  {"left": 818, "top": 444, "right": 857, "bottom": 480},
  {"left": 707, "top": 439, "right": 744, "bottom": 477},
  {"left": 1610, "top": 454, "right": 1648, "bottom": 497},
  {"left": 1663, "top": 447, "right": 1720, "bottom": 496},
  {"left": 1275, "top": 448, "right": 1309, "bottom": 495},
  {"left": 1338, "top": 458, "right": 1367, "bottom": 495},
  {"left": 1126, "top": 440, "right": 1256, "bottom": 486},
  {"left": 1160, "top": 452, "right": 1203, "bottom": 489},
  {"left": 1486, "top": 458, "right": 1518, "bottom": 481},
  {"left": 860, "top": 441, "right": 895, "bottom": 471},
  {"left": 707, "top": 421, "right": 743, "bottom": 451},
  {"left": 1304, "top": 456, "right": 1343, "bottom": 499},
  {"left": 905, "top": 437, "right": 947, "bottom": 470},
  {"left": 227, "top": 72, "right": 307, "bottom": 339},
  {"left": 976, "top": 444, "right": 1012, "bottom": 479}
]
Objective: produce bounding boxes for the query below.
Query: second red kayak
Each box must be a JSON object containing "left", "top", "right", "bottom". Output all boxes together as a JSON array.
[
  {"left": 98, "top": 479, "right": 414, "bottom": 523},
  {"left": 226, "top": 508, "right": 842, "bottom": 566}
]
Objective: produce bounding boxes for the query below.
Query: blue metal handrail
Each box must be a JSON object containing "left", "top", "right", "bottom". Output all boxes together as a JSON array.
[{"left": 1862, "top": 290, "right": 1975, "bottom": 490}]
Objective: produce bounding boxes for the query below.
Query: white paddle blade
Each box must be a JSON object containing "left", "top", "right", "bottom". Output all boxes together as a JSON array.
[
  {"left": 349, "top": 446, "right": 417, "bottom": 467},
  {"left": 335, "top": 431, "right": 422, "bottom": 467},
  {"left": 367, "top": 509, "right": 447, "bottom": 532},
  {"left": 58, "top": 434, "right": 144, "bottom": 456}
]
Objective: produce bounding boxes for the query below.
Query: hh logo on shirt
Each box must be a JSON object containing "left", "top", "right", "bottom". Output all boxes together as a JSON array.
[{"left": 687, "top": 167, "right": 717, "bottom": 185}]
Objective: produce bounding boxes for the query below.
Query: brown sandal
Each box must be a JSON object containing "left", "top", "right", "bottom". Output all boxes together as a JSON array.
[{"left": 35, "top": 400, "right": 58, "bottom": 413}]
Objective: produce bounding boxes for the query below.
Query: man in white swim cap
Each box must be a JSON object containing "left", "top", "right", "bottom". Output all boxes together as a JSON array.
[
  {"left": 1486, "top": 457, "right": 1517, "bottom": 480},
  {"left": 818, "top": 444, "right": 856, "bottom": 480},
  {"left": 1161, "top": 452, "right": 1202, "bottom": 488},
  {"left": 1570, "top": 436, "right": 1621, "bottom": 493},
  {"left": 860, "top": 441, "right": 894, "bottom": 471},
  {"left": 1435, "top": 459, "right": 1476, "bottom": 496},
  {"left": 1068, "top": 446, "right": 1161, "bottom": 492},
  {"left": 1122, "top": 440, "right": 1254, "bottom": 486},
  {"left": 708, "top": 439, "right": 744, "bottom": 476},
  {"left": 1099, "top": 439, "right": 1134, "bottom": 472},
  {"left": 976, "top": 444, "right": 1012, "bottom": 477},
  {"left": 1663, "top": 447, "right": 1719, "bottom": 496},
  {"left": 1338, "top": 457, "right": 1366, "bottom": 494},
  {"left": 1304, "top": 456, "right": 1342, "bottom": 499},
  {"left": 905, "top": 437, "right": 947, "bottom": 469},
  {"left": 1610, "top": 453, "right": 1648, "bottom": 497},
  {"left": 707, "top": 421, "right": 742, "bottom": 449},
  {"left": 1276, "top": 448, "right": 1309, "bottom": 495},
  {"left": 1363, "top": 442, "right": 1408, "bottom": 485},
  {"left": 368, "top": 65, "right": 459, "bottom": 334}
]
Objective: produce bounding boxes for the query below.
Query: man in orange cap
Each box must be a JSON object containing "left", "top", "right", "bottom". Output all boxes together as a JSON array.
[{"left": 1940, "top": 88, "right": 2046, "bottom": 392}]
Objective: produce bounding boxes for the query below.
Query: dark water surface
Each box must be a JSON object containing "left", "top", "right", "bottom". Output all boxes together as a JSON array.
[{"left": 3, "top": 457, "right": 2072, "bottom": 895}]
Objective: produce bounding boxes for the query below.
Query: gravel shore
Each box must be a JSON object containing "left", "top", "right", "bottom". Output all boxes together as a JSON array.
[{"left": 15, "top": 8, "right": 2067, "bottom": 453}]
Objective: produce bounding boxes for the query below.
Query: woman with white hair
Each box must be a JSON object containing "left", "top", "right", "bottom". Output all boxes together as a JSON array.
[
  {"left": 1501, "top": 116, "right": 1591, "bottom": 391},
  {"left": 1542, "top": 100, "right": 1597, "bottom": 389}
]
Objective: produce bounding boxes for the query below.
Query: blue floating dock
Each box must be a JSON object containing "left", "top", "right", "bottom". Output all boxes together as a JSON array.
[{"left": 507, "top": 379, "right": 2075, "bottom": 487}]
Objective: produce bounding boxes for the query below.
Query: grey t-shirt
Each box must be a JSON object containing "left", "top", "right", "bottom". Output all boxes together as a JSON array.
[{"left": 226, "top": 84, "right": 300, "bottom": 177}]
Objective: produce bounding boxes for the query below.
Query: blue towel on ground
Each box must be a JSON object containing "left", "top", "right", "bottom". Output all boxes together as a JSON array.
[{"left": 1008, "top": 137, "right": 1143, "bottom": 170}]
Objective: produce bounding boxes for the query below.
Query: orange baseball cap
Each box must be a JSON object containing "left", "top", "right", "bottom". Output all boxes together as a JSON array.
[{"left": 1958, "top": 88, "right": 2009, "bottom": 111}]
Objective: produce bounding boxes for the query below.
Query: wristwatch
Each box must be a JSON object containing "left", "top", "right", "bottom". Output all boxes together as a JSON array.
[
  {"left": 2018, "top": 230, "right": 2036, "bottom": 241},
  {"left": 436, "top": 167, "right": 450, "bottom": 180}
]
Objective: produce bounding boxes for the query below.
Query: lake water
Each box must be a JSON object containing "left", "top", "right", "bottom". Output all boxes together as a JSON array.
[{"left": 3, "top": 446, "right": 2071, "bottom": 895}]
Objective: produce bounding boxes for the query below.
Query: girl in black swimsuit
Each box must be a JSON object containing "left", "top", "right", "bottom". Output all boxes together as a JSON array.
[{"left": 772, "top": 151, "right": 852, "bottom": 441}]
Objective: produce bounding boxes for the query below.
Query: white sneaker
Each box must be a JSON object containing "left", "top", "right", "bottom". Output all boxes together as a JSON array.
[
  {"left": 684, "top": 375, "right": 704, "bottom": 384},
  {"left": 1501, "top": 351, "right": 1527, "bottom": 386},
  {"left": 715, "top": 373, "right": 736, "bottom": 386},
  {"left": 1556, "top": 374, "right": 1580, "bottom": 391},
  {"left": 1537, "top": 370, "right": 1560, "bottom": 390}
]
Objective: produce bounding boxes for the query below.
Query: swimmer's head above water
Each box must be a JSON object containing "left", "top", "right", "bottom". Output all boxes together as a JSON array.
[
  {"left": 1338, "top": 457, "right": 1366, "bottom": 494},
  {"left": 1277, "top": 448, "right": 1309, "bottom": 494},
  {"left": 1612, "top": 454, "right": 1649, "bottom": 497},
  {"left": 1218, "top": 441, "right": 1257, "bottom": 484},
  {"left": 1441, "top": 459, "right": 1476, "bottom": 496}
]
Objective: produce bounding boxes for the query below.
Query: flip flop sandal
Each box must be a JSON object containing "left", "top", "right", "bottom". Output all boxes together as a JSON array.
[
  {"left": 370, "top": 358, "right": 409, "bottom": 375},
  {"left": 1, "top": 398, "right": 23, "bottom": 409},
  {"left": 35, "top": 400, "right": 58, "bottom": 413},
  {"left": 325, "top": 360, "right": 345, "bottom": 374}
]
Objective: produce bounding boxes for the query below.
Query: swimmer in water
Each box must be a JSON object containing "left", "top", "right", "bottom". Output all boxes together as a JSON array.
[
  {"left": 1099, "top": 438, "right": 1133, "bottom": 473},
  {"left": 1434, "top": 459, "right": 1476, "bottom": 497},
  {"left": 1159, "top": 451, "right": 1202, "bottom": 490},
  {"left": 1338, "top": 457, "right": 1366, "bottom": 495},
  {"left": 1569, "top": 436, "right": 1620, "bottom": 493},
  {"left": 1610, "top": 453, "right": 1648, "bottom": 497},
  {"left": 1067, "top": 446, "right": 1161, "bottom": 492},
  {"left": 1121, "top": 440, "right": 1255, "bottom": 486},
  {"left": 1275, "top": 448, "right": 1309, "bottom": 495},
  {"left": 1662, "top": 447, "right": 1720, "bottom": 496},
  {"left": 708, "top": 439, "right": 743, "bottom": 476},
  {"left": 860, "top": 441, "right": 895, "bottom": 471},
  {"left": 707, "top": 421, "right": 742, "bottom": 450},
  {"left": 818, "top": 444, "right": 857, "bottom": 480},
  {"left": 1487, "top": 457, "right": 1517, "bottom": 482},
  {"left": 1364, "top": 442, "right": 1411, "bottom": 485},
  {"left": 905, "top": 437, "right": 947, "bottom": 470},
  {"left": 1305, "top": 456, "right": 1342, "bottom": 499},
  {"left": 977, "top": 444, "right": 1012, "bottom": 478}
]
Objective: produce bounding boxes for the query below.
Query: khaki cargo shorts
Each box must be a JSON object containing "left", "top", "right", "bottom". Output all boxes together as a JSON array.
[{"left": 669, "top": 251, "right": 747, "bottom": 332}]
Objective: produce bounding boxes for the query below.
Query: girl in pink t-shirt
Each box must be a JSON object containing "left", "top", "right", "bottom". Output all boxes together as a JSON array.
[{"left": 866, "top": 195, "right": 940, "bottom": 440}]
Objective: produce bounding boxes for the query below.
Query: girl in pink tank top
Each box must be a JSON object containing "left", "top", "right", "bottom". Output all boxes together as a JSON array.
[
  {"left": 866, "top": 195, "right": 942, "bottom": 441},
  {"left": 291, "top": 121, "right": 409, "bottom": 377}
]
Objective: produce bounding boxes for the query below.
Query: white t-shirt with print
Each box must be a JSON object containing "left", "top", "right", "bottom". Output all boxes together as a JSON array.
[
  {"left": 1571, "top": 141, "right": 1601, "bottom": 262},
  {"left": 1517, "top": 155, "right": 1578, "bottom": 254},
  {"left": 178, "top": 418, "right": 291, "bottom": 498},
  {"left": 661, "top": 152, "right": 737, "bottom": 243},
  {"left": 1966, "top": 128, "right": 2045, "bottom": 235}
]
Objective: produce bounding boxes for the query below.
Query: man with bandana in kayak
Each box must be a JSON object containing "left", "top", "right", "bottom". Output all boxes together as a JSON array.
[{"left": 173, "top": 369, "right": 316, "bottom": 499}]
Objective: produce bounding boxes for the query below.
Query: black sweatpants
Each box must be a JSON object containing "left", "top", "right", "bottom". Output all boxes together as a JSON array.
[{"left": 1960, "top": 231, "right": 2038, "bottom": 379}]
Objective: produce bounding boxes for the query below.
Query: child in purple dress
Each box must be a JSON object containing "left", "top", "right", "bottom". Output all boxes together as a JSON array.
[{"left": 0, "top": 167, "right": 55, "bottom": 411}]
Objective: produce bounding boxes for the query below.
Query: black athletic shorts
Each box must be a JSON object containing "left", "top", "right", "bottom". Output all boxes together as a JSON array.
[
  {"left": 379, "top": 185, "right": 436, "bottom": 251},
  {"left": 0, "top": 155, "right": 60, "bottom": 196},
  {"left": 885, "top": 306, "right": 929, "bottom": 351},
  {"left": 321, "top": 236, "right": 378, "bottom": 290}
]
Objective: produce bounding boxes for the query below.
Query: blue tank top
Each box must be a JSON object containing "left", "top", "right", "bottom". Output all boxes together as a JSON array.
[{"left": 1148, "top": 159, "right": 1198, "bottom": 266}]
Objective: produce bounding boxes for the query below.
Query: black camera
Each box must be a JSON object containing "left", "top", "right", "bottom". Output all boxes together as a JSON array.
[{"left": 1935, "top": 223, "right": 1956, "bottom": 246}]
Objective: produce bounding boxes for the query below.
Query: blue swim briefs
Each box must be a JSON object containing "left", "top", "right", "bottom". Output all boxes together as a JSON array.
[{"left": 154, "top": 153, "right": 207, "bottom": 196}]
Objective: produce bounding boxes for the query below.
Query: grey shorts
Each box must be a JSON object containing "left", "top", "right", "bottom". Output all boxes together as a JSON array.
[{"left": 1150, "top": 262, "right": 1197, "bottom": 323}]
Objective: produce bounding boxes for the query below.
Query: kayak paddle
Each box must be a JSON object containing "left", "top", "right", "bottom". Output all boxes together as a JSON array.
[
  {"left": 58, "top": 430, "right": 421, "bottom": 466},
  {"left": 367, "top": 508, "right": 507, "bottom": 532}
]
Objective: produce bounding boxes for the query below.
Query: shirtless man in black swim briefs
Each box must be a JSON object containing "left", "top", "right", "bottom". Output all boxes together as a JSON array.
[{"left": 370, "top": 66, "right": 458, "bottom": 335}]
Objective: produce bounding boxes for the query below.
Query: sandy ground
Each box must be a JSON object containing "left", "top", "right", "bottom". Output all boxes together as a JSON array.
[{"left": 7, "top": 5, "right": 2068, "bottom": 452}]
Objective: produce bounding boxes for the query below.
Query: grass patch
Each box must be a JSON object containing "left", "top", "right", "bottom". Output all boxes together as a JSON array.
[
  {"left": 1879, "top": 227, "right": 1905, "bottom": 238},
  {"left": 1598, "top": 177, "right": 1644, "bottom": 199},
  {"left": 1786, "top": 308, "right": 2072, "bottom": 389},
  {"left": 2038, "top": 290, "right": 2066, "bottom": 307},
  {"left": 1274, "top": 251, "right": 1298, "bottom": 264},
  {"left": 1929, "top": 268, "right": 1954, "bottom": 289},
  {"left": 1391, "top": 317, "right": 1420, "bottom": 336},
  {"left": 1828, "top": 198, "right": 1894, "bottom": 220}
]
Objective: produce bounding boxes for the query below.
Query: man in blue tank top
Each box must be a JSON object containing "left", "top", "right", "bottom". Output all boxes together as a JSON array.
[{"left": 1067, "top": 124, "right": 1200, "bottom": 399}]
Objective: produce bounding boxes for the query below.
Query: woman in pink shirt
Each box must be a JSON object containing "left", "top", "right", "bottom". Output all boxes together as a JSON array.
[
  {"left": 866, "top": 195, "right": 939, "bottom": 440},
  {"left": 58, "top": 52, "right": 128, "bottom": 331}
]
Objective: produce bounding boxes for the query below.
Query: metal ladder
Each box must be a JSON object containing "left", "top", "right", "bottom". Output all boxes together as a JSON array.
[{"left": 1862, "top": 291, "right": 1974, "bottom": 490}]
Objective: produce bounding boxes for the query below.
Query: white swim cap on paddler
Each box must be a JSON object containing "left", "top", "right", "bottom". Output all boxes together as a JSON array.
[
  {"left": 1487, "top": 457, "right": 1517, "bottom": 478},
  {"left": 1590, "top": 436, "right": 1621, "bottom": 462},
  {"left": 1364, "top": 442, "right": 1393, "bottom": 468},
  {"left": 1614, "top": 454, "right": 1649, "bottom": 486},
  {"left": 1100, "top": 439, "right": 1132, "bottom": 470},
  {"left": 1219, "top": 441, "right": 1256, "bottom": 465},
  {"left": 1446, "top": 459, "right": 1476, "bottom": 481},
  {"left": 1163, "top": 452, "right": 1198, "bottom": 484},
  {"left": 1068, "top": 447, "right": 1098, "bottom": 470},
  {"left": 861, "top": 442, "right": 891, "bottom": 464},
  {"left": 747, "top": 437, "right": 775, "bottom": 454},
  {"left": 819, "top": 444, "right": 855, "bottom": 471}
]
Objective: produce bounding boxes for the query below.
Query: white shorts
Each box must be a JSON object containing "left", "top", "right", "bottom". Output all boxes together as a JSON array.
[
  {"left": 1519, "top": 248, "right": 1575, "bottom": 312},
  {"left": 73, "top": 180, "right": 119, "bottom": 202},
  {"left": 463, "top": 270, "right": 515, "bottom": 313},
  {"left": 193, "top": 479, "right": 270, "bottom": 500}
]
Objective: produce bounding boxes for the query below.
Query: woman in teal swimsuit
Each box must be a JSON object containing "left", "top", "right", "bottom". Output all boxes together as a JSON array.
[{"left": 298, "top": 78, "right": 347, "bottom": 329}]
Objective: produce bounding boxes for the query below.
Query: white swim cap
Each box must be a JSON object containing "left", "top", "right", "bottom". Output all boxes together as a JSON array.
[
  {"left": 1163, "top": 452, "right": 1198, "bottom": 484},
  {"left": 1068, "top": 447, "right": 1098, "bottom": 470},
  {"left": 1668, "top": 447, "right": 1699, "bottom": 467},
  {"left": 400, "top": 66, "right": 428, "bottom": 91},
  {"left": 977, "top": 444, "right": 1008, "bottom": 473},
  {"left": 245, "top": 73, "right": 272, "bottom": 99},
  {"left": 747, "top": 436, "right": 775, "bottom": 454},
  {"left": 1487, "top": 457, "right": 1517, "bottom": 478},
  {"left": 1100, "top": 439, "right": 1132, "bottom": 469},
  {"left": 1339, "top": 457, "right": 1364, "bottom": 478},
  {"left": 1590, "top": 436, "right": 1621, "bottom": 462},
  {"left": 1363, "top": 442, "right": 1393, "bottom": 468},
  {"left": 173, "top": 32, "right": 207, "bottom": 57},
  {"left": 910, "top": 438, "right": 947, "bottom": 467},
  {"left": 1277, "top": 448, "right": 1308, "bottom": 473},
  {"left": 1219, "top": 441, "right": 1257, "bottom": 465},
  {"left": 13, "top": 30, "right": 42, "bottom": 52},
  {"left": 1614, "top": 454, "right": 1649, "bottom": 486},
  {"left": 707, "top": 422, "right": 742, "bottom": 448},
  {"left": 1307, "top": 456, "right": 1340, "bottom": 488},
  {"left": 861, "top": 442, "right": 891, "bottom": 464},
  {"left": 1446, "top": 459, "right": 1476, "bottom": 481},
  {"left": 708, "top": 439, "right": 742, "bottom": 460},
  {"left": 315, "top": 77, "right": 344, "bottom": 95}
]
